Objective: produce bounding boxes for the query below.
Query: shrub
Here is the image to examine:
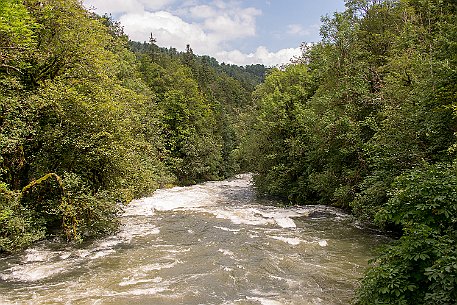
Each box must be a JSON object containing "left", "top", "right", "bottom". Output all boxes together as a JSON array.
[{"left": 355, "top": 163, "right": 457, "bottom": 304}]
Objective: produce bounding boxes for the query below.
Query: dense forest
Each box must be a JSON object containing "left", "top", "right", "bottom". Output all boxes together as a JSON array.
[
  {"left": 241, "top": 0, "right": 456, "bottom": 303},
  {"left": 1, "top": 0, "right": 456, "bottom": 303},
  {"left": 0, "top": 0, "right": 264, "bottom": 251}
]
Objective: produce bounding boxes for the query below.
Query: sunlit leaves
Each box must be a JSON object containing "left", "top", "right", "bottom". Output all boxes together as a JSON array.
[
  {"left": 0, "top": 0, "right": 255, "bottom": 253},
  {"left": 241, "top": 0, "right": 456, "bottom": 303},
  {"left": 0, "top": 0, "right": 38, "bottom": 49},
  {"left": 0, "top": 0, "right": 173, "bottom": 250}
]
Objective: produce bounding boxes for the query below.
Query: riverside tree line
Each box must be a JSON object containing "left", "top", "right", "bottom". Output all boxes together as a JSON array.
[
  {"left": 1, "top": 0, "right": 456, "bottom": 304},
  {"left": 0, "top": 0, "right": 265, "bottom": 249},
  {"left": 242, "top": 0, "right": 456, "bottom": 303}
]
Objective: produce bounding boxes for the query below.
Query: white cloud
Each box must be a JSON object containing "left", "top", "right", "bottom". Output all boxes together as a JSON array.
[
  {"left": 188, "top": 5, "right": 217, "bottom": 19},
  {"left": 142, "top": 0, "right": 176, "bottom": 11},
  {"left": 82, "top": 0, "right": 299, "bottom": 66},
  {"left": 83, "top": 0, "right": 142, "bottom": 14},
  {"left": 117, "top": 1, "right": 263, "bottom": 61},
  {"left": 83, "top": 0, "right": 176, "bottom": 14},
  {"left": 203, "top": 7, "right": 261, "bottom": 41},
  {"left": 179, "top": 2, "right": 261, "bottom": 42},
  {"left": 119, "top": 11, "right": 215, "bottom": 52},
  {"left": 217, "top": 46, "right": 302, "bottom": 67},
  {"left": 287, "top": 23, "right": 319, "bottom": 37},
  {"left": 287, "top": 24, "right": 308, "bottom": 35}
]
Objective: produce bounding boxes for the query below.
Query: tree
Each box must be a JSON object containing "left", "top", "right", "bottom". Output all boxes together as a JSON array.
[
  {"left": 356, "top": 164, "right": 457, "bottom": 305},
  {"left": 0, "top": 0, "right": 173, "bottom": 251}
]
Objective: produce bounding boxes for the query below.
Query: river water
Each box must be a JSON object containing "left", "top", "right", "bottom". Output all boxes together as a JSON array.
[{"left": 0, "top": 174, "right": 385, "bottom": 305}]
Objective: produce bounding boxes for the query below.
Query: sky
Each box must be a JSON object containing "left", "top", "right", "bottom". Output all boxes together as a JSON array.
[{"left": 82, "top": 0, "right": 346, "bottom": 66}]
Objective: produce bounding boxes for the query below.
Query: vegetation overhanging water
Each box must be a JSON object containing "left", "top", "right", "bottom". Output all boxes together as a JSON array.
[
  {"left": 1, "top": 0, "right": 456, "bottom": 304},
  {"left": 0, "top": 175, "right": 387, "bottom": 305}
]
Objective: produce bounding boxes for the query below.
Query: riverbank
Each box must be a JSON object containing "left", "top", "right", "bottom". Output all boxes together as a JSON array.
[{"left": 0, "top": 175, "right": 387, "bottom": 305}]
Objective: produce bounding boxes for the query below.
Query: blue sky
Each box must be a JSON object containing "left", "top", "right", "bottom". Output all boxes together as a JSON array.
[
  {"left": 82, "top": 0, "right": 346, "bottom": 66},
  {"left": 242, "top": 1, "right": 345, "bottom": 52}
]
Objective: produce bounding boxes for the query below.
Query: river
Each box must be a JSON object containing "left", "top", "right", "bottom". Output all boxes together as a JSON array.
[{"left": 0, "top": 174, "right": 386, "bottom": 305}]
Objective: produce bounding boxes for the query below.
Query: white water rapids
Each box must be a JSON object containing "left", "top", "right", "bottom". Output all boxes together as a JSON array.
[{"left": 0, "top": 174, "right": 386, "bottom": 304}]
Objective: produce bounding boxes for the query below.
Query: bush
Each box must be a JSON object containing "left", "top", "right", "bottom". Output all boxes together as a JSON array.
[
  {"left": 60, "top": 172, "right": 120, "bottom": 241},
  {"left": 0, "top": 172, "right": 121, "bottom": 253},
  {"left": 355, "top": 163, "right": 457, "bottom": 304},
  {"left": 0, "top": 182, "right": 45, "bottom": 253}
]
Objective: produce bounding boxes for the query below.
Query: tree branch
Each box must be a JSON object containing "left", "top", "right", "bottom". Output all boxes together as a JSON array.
[{"left": 0, "top": 64, "right": 24, "bottom": 75}]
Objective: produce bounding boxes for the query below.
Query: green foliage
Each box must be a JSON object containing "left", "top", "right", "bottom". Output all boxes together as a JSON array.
[
  {"left": 351, "top": 0, "right": 457, "bottom": 222},
  {"left": 242, "top": 65, "right": 315, "bottom": 201},
  {"left": 0, "top": 0, "right": 36, "bottom": 44},
  {"left": 0, "top": 182, "right": 45, "bottom": 253},
  {"left": 132, "top": 40, "right": 257, "bottom": 185},
  {"left": 376, "top": 163, "right": 457, "bottom": 229},
  {"left": 160, "top": 84, "right": 222, "bottom": 184},
  {"left": 0, "top": 172, "right": 121, "bottom": 253},
  {"left": 59, "top": 172, "right": 120, "bottom": 241},
  {"left": 0, "top": 0, "right": 254, "bottom": 252},
  {"left": 0, "top": 0, "right": 38, "bottom": 74},
  {"left": 243, "top": 55, "right": 366, "bottom": 207},
  {"left": 241, "top": 0, "right": 457, "bottom": 303},
  {"left": 355, "top": 164, "right": 457, "bottom": 305}
]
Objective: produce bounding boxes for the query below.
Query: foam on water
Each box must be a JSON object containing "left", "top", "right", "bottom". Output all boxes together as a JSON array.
[
  {"left": 129, "top": 187, "right": 211, "bottom": 212},
  {"left": 247, "top": 297, "right": 284, "bottom": 305},
  {"left": 273, "top": 217, "right": 296, "bottom": 228},
  {"left": 212, "top": 207, "right": 276, "bottom": 226},
  {"left": 119, "top": 276, "right": 163, "bottom": 287},
  {"left": 318, "top": 240, "right": 328, "bottom": 247},
  {"left": 218, "top": 248, "right": 236, "bottom": 257},
  {"left": 1, "top": 260, "right": 68, "bottom": 282},
  {"left": 142, "top": 261, "right": 180, "bottom": 271},
  {"left": 0, "top": 221, "right": 161, "bottom": 282},
  {"left": 268, "top": 235, "right": 302, "bottom": 246},
  {"left": 23, "top": 249, "right": 54, "bottom": 262},
  {"left": 110, "top": 286, "right": 169, "bottom": 296},
  {"left": 214, "top": 226, "right": 241, "bottom": 233},
  {"left": 124, "top": 173, "right": 340, "bottom": 233},
  {"left": 0, "top": 296, "right": 13, "bottom": 305},
  {"left": 0, "top": 173, "right": 385, "bottom": 305},
  {"left": 123, "top": 173, "right": 254, "bottom": 217},
  {"left": 90, "top": 249, "right": 117, "bottom": 260}
]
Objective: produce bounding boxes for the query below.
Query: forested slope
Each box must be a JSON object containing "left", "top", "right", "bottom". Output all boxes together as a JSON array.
[
  {"left": 2, "top": 0, "right": 456, "bottom": 303},
  {"left": 241, "top": 0, "right": 456, "bottom": 303},
  {"left": 0, "top": 0, "right": 264, "bottom": 252}
]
